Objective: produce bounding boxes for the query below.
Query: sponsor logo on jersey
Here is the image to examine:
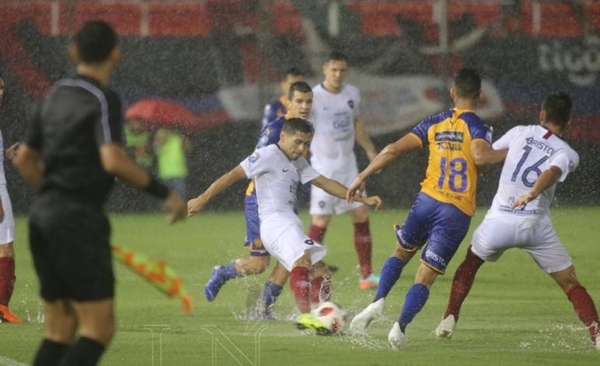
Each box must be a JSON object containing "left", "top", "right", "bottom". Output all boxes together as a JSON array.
[
  {"left": 347, "top": 100, "right": 354, "bottom": 109},
  {"left": 434, "top": 131, "right": 464, "bottom": 142}
]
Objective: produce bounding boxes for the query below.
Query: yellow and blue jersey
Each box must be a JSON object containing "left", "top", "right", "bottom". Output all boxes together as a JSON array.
[
  {"left": 262, "top": 97, "right": 287, "bottom": 127},
  {"left": 409, "top": 108, "right": 493, "bottom": 216}
]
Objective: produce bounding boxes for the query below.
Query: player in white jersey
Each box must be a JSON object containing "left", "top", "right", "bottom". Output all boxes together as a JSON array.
[
  {"left": 435, "top": 92, "right": 600, "bottom": 349},
  {"left": 0, "top": 73, "right": 21, "bottom": 323},
  {"left": 308, "top": 51, "right": 380, "bottom": 289},
  {"left": 188, "top": 118, "right": 381, "bottom": 332}
]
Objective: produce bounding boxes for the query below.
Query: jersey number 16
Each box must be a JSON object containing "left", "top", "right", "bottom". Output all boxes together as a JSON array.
[{"left": 511, "top": 146, "right": 549, "bottom": 188}]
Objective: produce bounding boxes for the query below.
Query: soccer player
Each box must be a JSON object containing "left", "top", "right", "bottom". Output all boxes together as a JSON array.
[
  {"left": 347, "top": 68, "right": 506, "bottom": 349},
  {"left": 13, "top": 21, "right": 187, "bottom": 365},
  {"left": 0, "top": 72, "right": 21, "bottom": 323},
  {"left": 435, "top": 92, "right": 600, "bottom": 349},
  {"left": 262, "top": 66, "right": 304, "bottom": 127},
  {"left": 188, "top": 118, "right": 382, "bottom": 332},
  {"left": 308, "top": 51, "right": 380, "bottom": 289},
  {"left": 204, "top": 81, "right": 314, "bottom": 318}
]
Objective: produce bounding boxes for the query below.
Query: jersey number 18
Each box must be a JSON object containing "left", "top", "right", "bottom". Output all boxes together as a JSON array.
[{"left": 438, "top": 157, "right": 467, "bottom": 193}]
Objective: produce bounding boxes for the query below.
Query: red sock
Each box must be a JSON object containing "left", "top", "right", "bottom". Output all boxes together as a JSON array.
[
  {"left": 308, "top": 225, "right": 327, "bottom": 244},
  {"left": 567, "top": 285, "right": 600, "bottom": 343},
  {"left": 354, "top": 221, "right": 372, "bottom": 278},
  {"left": 290, "top": 266, "right": 311, "bottom": 313},
  {"left": 310, "top": 275, "right": 332, "bottom": 305},
  {"left": 0, "top": 257, "right": 16, "bottom": 306},
  {"left": 444, "top": 247, "right": 484, "bottom": 320}
]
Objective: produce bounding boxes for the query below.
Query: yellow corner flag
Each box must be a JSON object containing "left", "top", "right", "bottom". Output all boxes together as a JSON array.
[{"left": 112, "top": 245, "right": 193, "bottom": 314}]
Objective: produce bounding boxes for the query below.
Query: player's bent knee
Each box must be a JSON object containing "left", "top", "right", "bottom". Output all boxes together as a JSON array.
[{"left": 311, "top": 215, "right": 331, "bottom": 228}]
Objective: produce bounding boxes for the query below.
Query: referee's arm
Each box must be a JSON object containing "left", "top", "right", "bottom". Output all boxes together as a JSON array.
[
  {"left": 100, "top": 142, "right": 154, "bottom": 189},
  {"left": 100, "top": 142, "right": 187, "bottom": 224},
  {"left": 13, "top": 144, "right": 43, "bottom": 192}
]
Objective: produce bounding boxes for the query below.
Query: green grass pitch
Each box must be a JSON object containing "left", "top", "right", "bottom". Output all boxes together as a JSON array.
[{"left": 2, "top": 207, "right": 599, "bottom": 365}]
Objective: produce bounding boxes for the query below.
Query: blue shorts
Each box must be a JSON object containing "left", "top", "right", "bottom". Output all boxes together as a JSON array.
[
  {"left": 244, "top": 191, "right": 269, "bottom": 257},
  {"left": 397, "top": 192, "right": 471, "bottom": 274}
]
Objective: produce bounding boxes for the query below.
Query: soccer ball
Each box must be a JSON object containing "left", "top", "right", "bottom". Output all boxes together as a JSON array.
[{"left": 312, "top": 301, "right": 348, "bottom": 334}]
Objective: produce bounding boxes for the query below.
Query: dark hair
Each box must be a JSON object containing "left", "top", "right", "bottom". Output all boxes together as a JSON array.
[
  {"left": 542, "top": 92, "right": 572, "bottom": 127},
  {"left": 283, "top": 66, "right": 303, "bottom": 80},
  {"left": 288, "top": 81, "right": 312, "bottom": 100},
  {"left": 325, "top": 51, "right": 348, "bottom": 63},
  {"left": 282, "top": 117, "right": 313, "bottom": 135},
  {"left": 74, "top": 20, "right": 119, "bottom": 64},
  {"left": 453, "top": 68, "right": 481, "bottom": 99}
]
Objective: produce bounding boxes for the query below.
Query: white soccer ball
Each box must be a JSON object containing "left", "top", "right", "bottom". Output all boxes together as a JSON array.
[{"left": 312, "top": 301, "right": 348, "bottom": 334}]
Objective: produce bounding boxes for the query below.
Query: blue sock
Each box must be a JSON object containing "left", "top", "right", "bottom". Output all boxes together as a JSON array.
[
  {"left": 374, "top": 257, "right": 404, "bottom": 302},
  {"left": 262, "top": 281, "right": 283, "bottom": 310},
  {"left": 222, "top": 262, "right": 241, "bottom": 280},
  {"left": 398, "top": 283, "right": 430, "bottom": 333}
]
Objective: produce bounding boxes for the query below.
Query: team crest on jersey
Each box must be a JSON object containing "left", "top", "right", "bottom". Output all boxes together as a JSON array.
[
  {"left": 248, "top": 152, "right": 260, "bottom": 163},
  {"left": 318, "top": 200, "right": 326, "bottom": 208},
  {"left": 434, "top": 131, "right": 464, "bottom": 142},
  {"left": 347, "top": 100, "right": 354, "bottom": 109}
]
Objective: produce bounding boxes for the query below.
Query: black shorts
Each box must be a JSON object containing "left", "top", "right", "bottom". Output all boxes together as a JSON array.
[{"left": 29, "top": 195, "right": 114, "bottom": 302}]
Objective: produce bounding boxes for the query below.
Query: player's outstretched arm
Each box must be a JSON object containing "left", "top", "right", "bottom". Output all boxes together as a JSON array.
[
  {"left": 100, "top": 143, "right": 187, "bottom": 224},
  {"left": 13, "top": 144, "right": 43, "bottom": 191},
  {"left": 511, "top": 166, "right": 562, "bottom": 209},
  {"left": 346, "top": 134, "right": 420, "bottom": 201},
  {"left": 312, "top": 175, "right": 382, "bottom": 211},
  {"left": 188, "top": 165, "right": 246, "bottom": 217},
  {"left": 471, "top": 140, "right": 507, "bottom": 167}
]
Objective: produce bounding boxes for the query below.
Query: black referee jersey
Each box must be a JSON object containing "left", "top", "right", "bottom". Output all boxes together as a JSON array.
[{"left": 24, "top": 74, "right": 124, "bottom": 207}]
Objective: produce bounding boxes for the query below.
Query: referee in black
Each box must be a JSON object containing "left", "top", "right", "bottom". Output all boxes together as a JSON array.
[{"left": 14, "top": 21, "right": 187, "bottom": 366}]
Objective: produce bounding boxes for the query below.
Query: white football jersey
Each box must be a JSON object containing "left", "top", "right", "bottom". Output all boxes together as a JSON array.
[
  {"left": 310, "top": 83, "right": 360, "bottom": 172},
  {"left": 487, "top": 125, "right": 579, "bottom": 218},
  {"left": 240, "top": 144, "right": 320, "bottom": 229},
  {"left": 0, "top": 130, "right": 6, "bottom": 185}
]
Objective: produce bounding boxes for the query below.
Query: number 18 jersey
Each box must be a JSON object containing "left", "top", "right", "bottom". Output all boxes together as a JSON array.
[
  {"left": 488, "top": 125, "right": 579, "bottom": 218},
  {"left": 409, "top": 108, "right": 493, "bottom": 216}
]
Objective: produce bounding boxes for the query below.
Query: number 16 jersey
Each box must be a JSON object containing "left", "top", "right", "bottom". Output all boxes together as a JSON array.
[
  {"left": 488, "top": 124, "right": 579, "bottom": 218},
  {"left": 409, "top": 108, "right": 493, "bottom": 216}
]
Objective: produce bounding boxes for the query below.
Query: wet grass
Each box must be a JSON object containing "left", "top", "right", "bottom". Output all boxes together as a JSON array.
[{"left": 3, "top": 206, "right": 600, "bottom": 365}]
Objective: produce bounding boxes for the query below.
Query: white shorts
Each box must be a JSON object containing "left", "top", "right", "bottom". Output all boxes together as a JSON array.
[
  {"left": 261, "top": 221, "right": 327, "bottom": 272},
  {"left": 471, "top": 215, "right": 572, "bottom": 274},
  {"left": 310, "top": 166, "right": 363, "bottom": 215},
  {"left": 0, "top": 185, "right": 15, "bottom": 245}
]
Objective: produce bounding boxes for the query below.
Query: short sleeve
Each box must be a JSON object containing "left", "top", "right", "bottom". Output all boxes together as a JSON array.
[
  {"left": 240, "top": 149, "right": 272, "bottom": 179},
  {"left": 262, "top": 103, "right": 274, "bottom": 127},
  {"left": 462, "top": 113, "right": 492, "bottom": 145},
  {"left": 296, "top": 157, "right": 320, "bottom": 184},
  {"left": 492, "top": 126, "right": 521, "bottom": 150},
  {"left": 95, "top": 90, "right": 124, "bottom": 146},
  {"left": 255, "top": 118, "right": 283, "bottom": 149},
  {"left": 548, "top": 148, "right": 579, "bottom": 182}
]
